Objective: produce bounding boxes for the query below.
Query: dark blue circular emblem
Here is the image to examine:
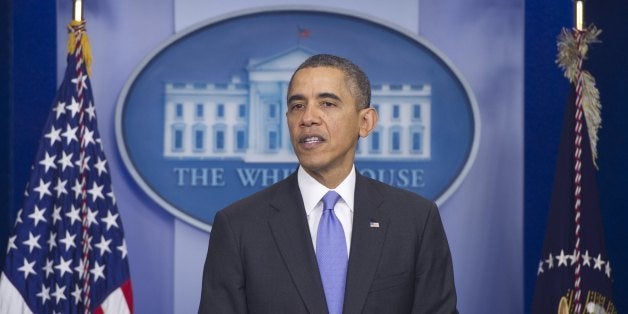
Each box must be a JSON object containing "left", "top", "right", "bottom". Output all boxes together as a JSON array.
[{"left": 115, "top": 8, "right": 479, "bottom": 231}]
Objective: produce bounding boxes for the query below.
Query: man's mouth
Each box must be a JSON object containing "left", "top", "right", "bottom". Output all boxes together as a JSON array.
[{"left": 299, "top": 136, "right": 325, "bottom": 144}]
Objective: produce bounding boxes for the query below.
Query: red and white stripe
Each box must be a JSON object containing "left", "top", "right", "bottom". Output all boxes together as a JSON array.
[
  {"left": 572, "top": 29, "right": 585, "bottom": 314},
  {"left": 0, "top": 272, "right": 133, "bottom": 313},
  {"left": 70, "top": 22, "right": 94, "bottom": 314},
  {"left": 94, "top": 280, "right": 134, "bottom": 314}
]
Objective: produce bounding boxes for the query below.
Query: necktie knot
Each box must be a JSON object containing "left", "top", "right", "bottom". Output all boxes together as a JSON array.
[{"left": 322, "top": 190, "right": 341, "bottom": 212}]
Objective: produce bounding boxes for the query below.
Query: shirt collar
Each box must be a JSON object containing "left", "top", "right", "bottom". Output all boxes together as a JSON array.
[{"left": 297, "top": 166, "right": 356, "bottom": 215}]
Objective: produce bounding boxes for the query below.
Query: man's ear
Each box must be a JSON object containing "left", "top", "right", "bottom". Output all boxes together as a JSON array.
[{"left": 358, "top": 107, "right": 378, "bottom": 138}]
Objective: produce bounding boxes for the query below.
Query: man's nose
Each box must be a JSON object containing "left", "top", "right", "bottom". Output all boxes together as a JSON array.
[{"left": 300, "top": 103, "right": 320, "bottom": 127}]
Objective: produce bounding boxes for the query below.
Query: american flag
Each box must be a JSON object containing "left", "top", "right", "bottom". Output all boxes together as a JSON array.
[
  {"left": 297, "top": 26, "right": 310, "bottom": 38},
  {"left": 0, "top": 21, "right": 133, "bottom": 313}
]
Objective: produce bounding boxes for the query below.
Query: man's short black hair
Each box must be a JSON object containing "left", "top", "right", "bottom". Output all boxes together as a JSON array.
[{"left": 289, "top": 54, "right": 371, "bottom": 109}]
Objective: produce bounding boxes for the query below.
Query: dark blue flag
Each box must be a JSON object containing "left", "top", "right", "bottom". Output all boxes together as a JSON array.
[
  {"left": 0, "top": 21, "right": 133, "bottom": 313},
  {"left": 532, "top": 27, "right": 614, "bottom": 314}
]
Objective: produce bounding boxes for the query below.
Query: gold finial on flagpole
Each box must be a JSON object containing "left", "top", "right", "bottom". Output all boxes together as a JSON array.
[
  {"left": 68, "top": 0, "right": 91, "bottom": 74},
  {"left": 575, "top": 0, "right": 584, "bottom": 30},
  {"left": 73, "top": 0, "right": 83, "bottom": 22}
]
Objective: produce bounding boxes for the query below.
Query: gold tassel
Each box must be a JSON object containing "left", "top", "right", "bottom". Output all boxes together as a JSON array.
[
  {"left": 67, "top": 20, "right": 92, "bottom": 76},
  {"left": 556, "top": 25, "right": 602, "bottom": 167}
]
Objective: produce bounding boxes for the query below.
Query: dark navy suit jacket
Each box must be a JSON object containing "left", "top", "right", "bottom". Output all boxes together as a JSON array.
[{"left": 198, "top": 172, "right": 457, "bottom": 313}]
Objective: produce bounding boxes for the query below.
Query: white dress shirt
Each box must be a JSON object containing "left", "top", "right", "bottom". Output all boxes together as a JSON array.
[{"left": 297, "top": 166, "right": 355, "bottom": 255}]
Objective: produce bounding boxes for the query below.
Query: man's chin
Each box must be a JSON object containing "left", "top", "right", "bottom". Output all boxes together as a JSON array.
[{"left": 298, "top": 160, "right": 325, "bottom": 172}]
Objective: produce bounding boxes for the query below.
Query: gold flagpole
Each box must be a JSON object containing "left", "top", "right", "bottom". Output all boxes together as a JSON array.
[
  {"left": 73, "top": 0, "right": 83, "bottom": 22},
  {"left": 68, "top": 0, "right": 91, "bottom": 74},
  {"left": 575, "top": 0, "right": 584, "bottom": 30}
]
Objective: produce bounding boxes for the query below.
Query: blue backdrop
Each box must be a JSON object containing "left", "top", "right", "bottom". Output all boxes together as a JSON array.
[
  {"left": 2, "top": 0, "right": 627, "bottom": 313},
  {"left": 1, "top": 0, "right": 57, "bottom": 271}
]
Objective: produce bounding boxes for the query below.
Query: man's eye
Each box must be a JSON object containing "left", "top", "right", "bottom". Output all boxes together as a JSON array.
[
  {"left": 290, "top": 103, "right": 304, "bottom": 110},
  {"left": 322, "top": 102, "right": 335, "bottom": 107}
]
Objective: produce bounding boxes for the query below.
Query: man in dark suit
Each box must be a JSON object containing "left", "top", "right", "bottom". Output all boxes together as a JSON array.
[{"left": 199, "top": 54, "right": 457, "bottom": 313}]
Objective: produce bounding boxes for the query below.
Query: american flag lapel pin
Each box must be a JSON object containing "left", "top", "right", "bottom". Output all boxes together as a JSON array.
[{"left": 369, "top": 221, "right": 380, "bottom": 228}]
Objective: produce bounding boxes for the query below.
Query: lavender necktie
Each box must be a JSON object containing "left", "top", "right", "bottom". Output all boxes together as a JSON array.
[{"left": 316, "top": 191, "right": 347, "bottom": 314}]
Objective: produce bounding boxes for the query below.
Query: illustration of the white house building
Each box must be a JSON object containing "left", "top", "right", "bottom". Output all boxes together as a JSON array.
[{"left": 163, "top": 47, "right": 431, "bottom": 162}]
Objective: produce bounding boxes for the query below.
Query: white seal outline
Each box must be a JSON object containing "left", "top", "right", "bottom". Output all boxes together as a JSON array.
[{"left": 114, "top": 5, "right": 481, "bottom": 233}]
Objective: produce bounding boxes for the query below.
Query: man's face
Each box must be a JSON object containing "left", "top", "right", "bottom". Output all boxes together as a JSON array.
[{"left": 287, "top": 66, "right": 373, "bottom": 183}]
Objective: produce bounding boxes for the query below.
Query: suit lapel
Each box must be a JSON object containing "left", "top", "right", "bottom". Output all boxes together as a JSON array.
[
  {"left": 343, "top": 174, "right": 389, "bottom": 314},
  {"left": 267, "top": 174, "right": 328, "bottom": 314}
]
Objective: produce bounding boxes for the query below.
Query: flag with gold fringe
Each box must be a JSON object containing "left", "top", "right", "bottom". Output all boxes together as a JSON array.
[
  {"left": 0, "top": 21, "right": 133, "bottom": 313},
  {"left": 532, "top": 25, "right": 615, "bottom": 314}
]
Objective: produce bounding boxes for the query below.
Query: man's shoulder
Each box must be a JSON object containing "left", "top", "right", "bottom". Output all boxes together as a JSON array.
[
  {"left": 358, "top": 173, "right": 434, "bottom": 208},
  {"left": 218, "top": 174, "right": 295, "bottom": 218}
]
